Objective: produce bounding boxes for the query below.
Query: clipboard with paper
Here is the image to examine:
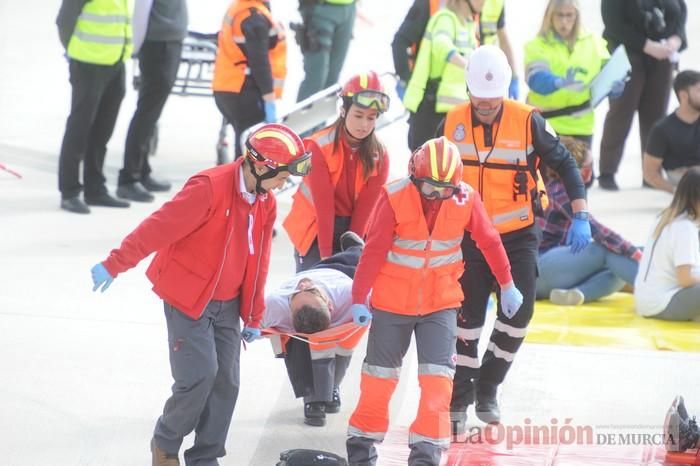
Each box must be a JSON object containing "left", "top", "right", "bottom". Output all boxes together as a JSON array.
[{"left": 589, "top": 45, "right": 632, "bottom": 108}]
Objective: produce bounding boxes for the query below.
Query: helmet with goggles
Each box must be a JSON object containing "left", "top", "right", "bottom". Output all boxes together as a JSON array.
[
  {"left": 409, "top": 137, "right": 463, "bottom": 200},
  {"left": 340, "top": 71, "right": 390, "bottom": 114},
  {"left": 245, "top": 123, "right": 311, "bottom": 193}
]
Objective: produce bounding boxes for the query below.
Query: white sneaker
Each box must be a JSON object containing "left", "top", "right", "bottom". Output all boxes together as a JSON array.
[{"left": 549, "top": 288, "right": 585, "bottom": 306}]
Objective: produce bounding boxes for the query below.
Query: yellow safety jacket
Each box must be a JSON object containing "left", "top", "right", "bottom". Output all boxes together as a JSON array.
[
  {"left": 67, "top": 0, "right": 133, "bottom": 65},
  {"left": 213, "top": 0, "right": 287, "bottom": 97},
  {"left": 403, "top": 8, "right": 478, "bottom": 114},
  {"left": 479, "top": 0, "right": 504, "bottom": 46},
  {"left": 370, "top": 177, "right": 474, "bottom": 316},
  {"left": 524, "top": 30, "right": 609, "bottom": 136},
  {"left": 444, "top": 100, "right": 549, "bottom": 234}
]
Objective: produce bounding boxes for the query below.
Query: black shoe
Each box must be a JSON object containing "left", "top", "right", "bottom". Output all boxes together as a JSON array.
[
  {"left": 340, "top": 231, "right": 364, "bottom": 251},
  {"left": 117, "top": 182, "right": 155, "bottom": 202},
  {"left": 85, "top": 192, "right": 130, "bottom": 208},
  {"left": 325, "top": 387, "right": 341, "bottom": 414},
  {"left": 598, "top": 174, "right": 619, "bottom": 191},
  {"left": 450, "top": 405, "right": 468, "bottom": 436},
  {"left": 666, "top": 410, "right": 700, "bottom": 452},
  {"left": 60, "top": 197, "right": 90, "bottom": 214},
  {"left": 142, "top": 175, "right": 171, "bottom": 192},
  {"left": 475, "top": 394, "right": 501, "bottom": 424},
  {"left": 304, "top": 402, "right": 326, "bottom": 427}
]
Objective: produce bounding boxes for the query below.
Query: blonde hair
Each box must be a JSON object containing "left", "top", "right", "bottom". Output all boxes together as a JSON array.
[
  {"left": 653, "top": 167, "right": 700, "bottom": 239},
  {"left": 538, "top": 0, "right": 582, "bottom": 50}
]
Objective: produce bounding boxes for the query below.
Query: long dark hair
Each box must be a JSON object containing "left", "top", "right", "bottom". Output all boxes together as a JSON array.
[{"left": 330, "top": 100, "right": 386, "bottom": 179}]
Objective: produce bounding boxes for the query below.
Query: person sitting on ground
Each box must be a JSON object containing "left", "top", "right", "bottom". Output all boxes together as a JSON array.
[
  {"left": 664, "top": 395, "right": 699, "bottom": 453},
  {"left": 643, "top": 70, "right": 700, "bottom": 194},
  {"left": 262, "top": 231, "right": 366, "bottom": 428},
  {"left": 537, "top": 137, "right": 642, "bottom": 305},
  {"left": 634, "top": 167, "right": 700, "bottom": 321}
]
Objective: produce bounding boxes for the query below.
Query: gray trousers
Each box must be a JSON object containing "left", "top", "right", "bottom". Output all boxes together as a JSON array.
[
  {"left": 347, "top": 309, "right": 457, "bottom": 466},
  {"left": 305, "top": 354, "right": 352, "bottom": 403},
  {"left": 655, "top": 284, "right": 700, "bottom": 321},
  {"left": 154, "top": 298, "right": 241, "bottom": 466}
]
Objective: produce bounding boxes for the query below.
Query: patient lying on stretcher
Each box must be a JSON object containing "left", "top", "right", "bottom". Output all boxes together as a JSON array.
[{"left": 262, "top": 232, "right": 367, "bottom": 427}]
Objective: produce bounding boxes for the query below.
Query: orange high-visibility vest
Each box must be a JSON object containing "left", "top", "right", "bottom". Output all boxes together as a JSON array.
[
  {"left": 444, "top": 100, "right": 549, "bottom": 234},
  {"left": 370, "top": 177, "right": 474, "bottom": 316},
  {"left": 283, "top": 126, "right": 377, "bottom": 255},
  {"left": 212, "top": 0, "right": 287, "bottom": 97}
]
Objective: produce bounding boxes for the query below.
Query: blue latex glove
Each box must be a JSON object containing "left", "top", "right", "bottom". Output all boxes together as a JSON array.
[
  {"left": 350, "top": 304, "right": 372, "bottom": 326},
  {"left": 500, "top": 285, "right": 524, "bottom": 319},
  {"left": 508, "top": 77, "right": 520, "bottom": 100},
  {"left": 609, "top": 79, "right": 626, "bottom": 99},
  {"left": 395, "top": 80, "right": 407, "bottom": 101},
  {"left": 263, "top": 100, "right": 277, "bottom": 123},
  {"left": 554, "top": 68, "right": 585, "bottom": 92},
  {"left": 91, "top": 263, "right": 114, "bottom": 292},
  {"left": 565, "top": 217, "right": 592, "bottom": 254},
  {"left": 242, "top": 327, "right": 261, "bottom": 343}
]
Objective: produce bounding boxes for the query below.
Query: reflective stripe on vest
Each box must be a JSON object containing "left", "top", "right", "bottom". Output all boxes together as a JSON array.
[
  {"left": 283, "top": 126, "right": 376, "bottom": 255},
  {"left": 444, "top": 100, "right": 549, "bottom": 234},
  {"left": 403, "top": 9, "right": 477, "bottom": 113},
  {"left": 452, "top": 143, "right": 535, "bottom": 163},
  {"left": 370, "top": 178, "right": 473, "bottom": 315},
  {"left": 67, "top": 0, "right": 132, "bottom": 65},
  {"left": 212, "top": 1, "right": 286, "bottom": 97},
  {"left": 479, "top": 0, "right": 504, "bottom": 46},
  {"left": 524, "top": 31, "right": 609, "bottom": 135}
]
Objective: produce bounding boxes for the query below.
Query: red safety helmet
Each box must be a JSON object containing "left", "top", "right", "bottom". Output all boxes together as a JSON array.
[
  {"left": 245, "top": 123, "right": 311, "bottom": 177},
  {"left": 340, "top": 71, "right": 390, "bottom": 113},
  {"left": 409, "top": 137, "right": 463, "bottom": 200}
]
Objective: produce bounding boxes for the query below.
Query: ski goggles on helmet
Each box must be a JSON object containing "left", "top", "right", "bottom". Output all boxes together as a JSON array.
[
  {"left": 246, "top": 142, "right": 312, "bottom": 177},
  {"left": 351, "top": 90, "right": 390, "bottom": 113},
  {"left": 413, "top": 177, "right": 460, "bottom": 200}
]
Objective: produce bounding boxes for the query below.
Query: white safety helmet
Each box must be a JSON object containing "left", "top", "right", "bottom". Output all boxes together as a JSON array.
[{"left": 465, "top": 45, "right": 512, "bottom": 99}]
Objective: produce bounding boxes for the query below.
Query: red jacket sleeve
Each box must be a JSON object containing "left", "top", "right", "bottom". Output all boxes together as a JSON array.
[
  {"left": 243, "top": 195, "right": 276, "bottom": 328},
  {"left": 352, "top": 190, "right": 396, "bottom": 304},
  {"left": 465, "top": 191, "right": 513, "bottom": 287},
  {"left": 102, "top": 177, "right": 213, "bottom": 277},
  {"left": 307, "top": 139, "right": 336, "bottom": 258},
  {"left": 350, "top": 150, "right": 390, "bottom": 237}
]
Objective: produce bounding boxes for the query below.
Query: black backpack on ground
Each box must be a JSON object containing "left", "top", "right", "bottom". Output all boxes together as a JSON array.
[{"left": 276, "top": 449, "right": 348, "bottom": 466}]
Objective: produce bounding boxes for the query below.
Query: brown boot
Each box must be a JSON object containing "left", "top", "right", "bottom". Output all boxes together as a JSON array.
[{"left": 151, "top": 438, "right": 180, "bottom": 466}]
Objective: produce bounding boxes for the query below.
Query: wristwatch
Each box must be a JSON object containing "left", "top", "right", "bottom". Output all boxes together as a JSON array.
[{"left": 573, "top": 211, "right": 590, "bottom": 221}]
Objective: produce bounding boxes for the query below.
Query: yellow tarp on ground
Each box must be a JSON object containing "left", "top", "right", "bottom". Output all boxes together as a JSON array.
[{"left": 525, "top": 293, "right": 700, "bottom": 352}]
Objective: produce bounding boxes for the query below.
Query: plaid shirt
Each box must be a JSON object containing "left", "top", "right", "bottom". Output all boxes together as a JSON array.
[{"left": 537, "top": 178, "right": 640, "bottom": 259}]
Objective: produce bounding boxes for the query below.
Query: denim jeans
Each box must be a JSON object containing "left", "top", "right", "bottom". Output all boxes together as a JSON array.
[{"left": 536, "top": 242, "right": 639, "bottom": 302}]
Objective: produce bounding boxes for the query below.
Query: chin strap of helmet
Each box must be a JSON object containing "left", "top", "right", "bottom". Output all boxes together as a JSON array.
[{"left": 247, "top": 158, "right": 278, "bottom": 195}]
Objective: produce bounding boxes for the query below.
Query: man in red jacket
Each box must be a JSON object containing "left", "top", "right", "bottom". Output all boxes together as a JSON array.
[{"left": 90, "top": 123, "right": 310, "bottom": 466}]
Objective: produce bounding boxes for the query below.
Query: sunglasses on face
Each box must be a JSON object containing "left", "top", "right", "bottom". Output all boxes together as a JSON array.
[
  {"left": 352, "top": 90, "right": 390, "bottom": 113},
  {"left": 415, "top": 178, "right": 460, "bottom": 200}
]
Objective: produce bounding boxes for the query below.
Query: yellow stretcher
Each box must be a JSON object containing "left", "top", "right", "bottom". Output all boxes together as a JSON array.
[{"left": 525, "top": 293, "right": 700, "bottom": 352}]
